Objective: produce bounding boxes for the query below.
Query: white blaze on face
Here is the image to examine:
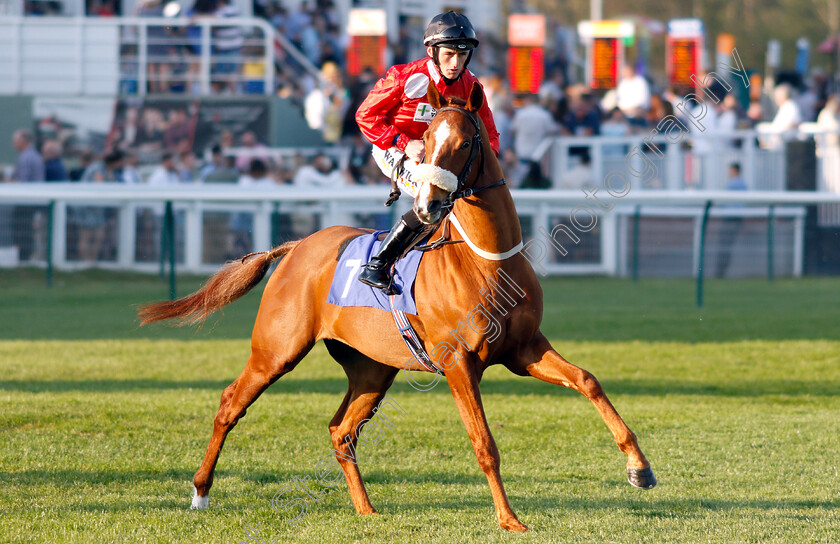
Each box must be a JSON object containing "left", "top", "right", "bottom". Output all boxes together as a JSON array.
[
  {"left": 430, "top": 119, "right": 451, "bottom": 165},
  {"left": 417, "top": 179, "right": 435, "bottom": 210}
]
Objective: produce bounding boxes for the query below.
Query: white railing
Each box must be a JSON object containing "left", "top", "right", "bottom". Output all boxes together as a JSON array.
[
  {"left": 0, "top": 184, "right": 833, "bottom": 277},
  {"left": 0, "top": 16, "right": 276, "bottom": 96},
  {"left": 549, "top": 131, "right": 795, "bottom": 192}
]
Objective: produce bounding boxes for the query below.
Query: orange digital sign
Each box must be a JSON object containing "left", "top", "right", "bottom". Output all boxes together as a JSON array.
[
  {"left": 591, "top": 37, "right": 619, "bottom": 89},
  {"left": 347, "top": 35, "right": 386, "bottom": 77},
  {"left": 508, "top": 46, "right": 544, "bottom": 94},
  {"left": 668, "top": 37, "right": 699, "bottom": 88}
]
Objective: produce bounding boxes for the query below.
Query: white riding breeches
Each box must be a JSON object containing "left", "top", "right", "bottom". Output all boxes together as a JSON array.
[{"left": 371, "top": 146, "right": 422, "bottom": 197}]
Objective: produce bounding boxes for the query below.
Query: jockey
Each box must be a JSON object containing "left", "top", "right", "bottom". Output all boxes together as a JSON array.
[{"left": 355, "top": 10, "right": 500, "bottom": 293}]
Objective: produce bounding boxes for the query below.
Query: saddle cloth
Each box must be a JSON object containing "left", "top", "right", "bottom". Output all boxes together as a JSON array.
[{"left": 326, "top": 232, "right": 423, "bottom": 315}]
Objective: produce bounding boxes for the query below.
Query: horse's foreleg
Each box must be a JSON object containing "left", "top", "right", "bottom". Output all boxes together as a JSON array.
[
  {"left": 328, "top": 361, "right": 398, "bottom": 515},
  {"left": 446, "top": 362, "right": 528, "bottom": 532},
  {"left": 511, "top": 332, "right": 656, "bottom": 489},
  {"left": 192, "top": 345, "right": 311, "bottom": 508}
]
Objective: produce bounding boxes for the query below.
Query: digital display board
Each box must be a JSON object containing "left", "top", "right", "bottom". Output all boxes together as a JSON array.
[
  {"left": 668, "top": 37, "right": 699, "bottom": 88},
  {"left": 508, "top": 46, "right": 544, "bottom": 94},
  {"left": 347, "top": 35, "right": 386, "bottom": 77},
  {"left": 590, "top": 37, "right": 619, "bottom": 89}
]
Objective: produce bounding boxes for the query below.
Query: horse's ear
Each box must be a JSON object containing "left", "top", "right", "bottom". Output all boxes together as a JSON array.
[
  {"left": 427, "top": 81, "right": 444, "bottom": 110},
  {"left": 466, "top": 81, "right": 484, "bottom": 112}
]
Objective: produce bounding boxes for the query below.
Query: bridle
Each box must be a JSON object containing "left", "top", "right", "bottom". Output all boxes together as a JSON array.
[
  {"left": 413, "top": 105, "right": 523, "bottom": 261},
  {"left": 433, "top": 106, "right": 506, "bottom": 205}
]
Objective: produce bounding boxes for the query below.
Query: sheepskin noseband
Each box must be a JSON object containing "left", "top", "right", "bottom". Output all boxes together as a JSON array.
[{"left": 412, "top": 163, "right": 458, "bottom": 193}]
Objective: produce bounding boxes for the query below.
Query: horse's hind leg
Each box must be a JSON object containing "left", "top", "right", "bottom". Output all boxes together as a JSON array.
[
  {"left": 324, "top": 340, "right": 398, "bottom": 515},
  {"left": 191, "top": 341, "right": 314, "bottom": 509},
  {"left": 509, "top": 332, "right": 656, "bottom": 489}
]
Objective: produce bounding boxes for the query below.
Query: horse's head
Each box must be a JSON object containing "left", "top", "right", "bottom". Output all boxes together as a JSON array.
[{"left": 412, "top": 81, "right": 486, "bottom": 224}]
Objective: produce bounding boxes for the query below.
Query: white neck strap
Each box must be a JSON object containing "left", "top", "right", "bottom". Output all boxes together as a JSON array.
[{"left": 448, "top": 213, "right": 524, "bottom": 261}]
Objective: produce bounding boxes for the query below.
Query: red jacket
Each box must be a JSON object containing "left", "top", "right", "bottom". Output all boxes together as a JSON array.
[{"left": 355, "top": 58, "right": 500, "bottom": 155}]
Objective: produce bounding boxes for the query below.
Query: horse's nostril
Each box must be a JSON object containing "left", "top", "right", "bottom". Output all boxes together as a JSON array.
[{"left": 428, "top": 200, "right": 441, "bottom": 214}]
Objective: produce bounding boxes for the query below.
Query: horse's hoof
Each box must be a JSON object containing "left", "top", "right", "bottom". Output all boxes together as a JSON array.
[
  {"left": 499, "top": 518, "right": 528, "bottom": 532},
  {"left": 191, "top": 486, "right": 209, "bottom": 509},
  {"left": 627, "top": 466, "right": 657, "bottom": 489}
]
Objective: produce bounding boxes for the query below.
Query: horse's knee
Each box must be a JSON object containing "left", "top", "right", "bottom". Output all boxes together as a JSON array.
[
  {"left": 330, "top": 430, "right": 353, "bottom": 452},
  {"left": 214, "top": 407, "right": 245, "bottom": 430}
]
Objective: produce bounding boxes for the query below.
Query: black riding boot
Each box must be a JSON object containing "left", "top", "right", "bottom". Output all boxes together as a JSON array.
[{"left": 358, "top": 214, "right": 424, "bottom": 293}]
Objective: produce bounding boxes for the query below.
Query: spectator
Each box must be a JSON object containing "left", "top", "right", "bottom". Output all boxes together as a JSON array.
[
  {"left": 538, "top": 68, "right": 567, "bottom": 121},
  {"left": 616, "top": 65, "right": 651, "bottom": 123},
  {"left": 757, "top": 83, "right": 803, "bottom": 149},
  {"left": 716, "top": 93, "right": 742, "bottom": 149},
  {"left": 219, "top": 129, "right": 235, "bottom": 152},
  {"left": 200, "top": 144, "right": 225, "bottom": 180},
  {"left": 82, "top": 150, "right": 125, "bottom": 182},
  {"left": 163, "top": 108, "right": 192, "bottom": 150},
  {"left": 234, "top": 131, "right": 270, "bottom": 172},
  {"left": 122, "top": 151, "right": 143, "bottom": 184},
  {"left": 762, "top": 83, "right": 803, "bottom": 133},
  {"left": 178, "top": 150, "right": 199, "bottom": 181},
  {"left": 816, "top": 95, "right": 840, "bottom": 193},
  {"left": 204, "top": 154, "right": 239, "bottom": 183},
  {"left": 600, "top": 108, "right": 631, "bottom": 157},
  {"left": 69, "top": 149, "right": 95, "bottom": 181},
  {"left": 238, "top": 158, "right": 275, "bottom": 186},
  {"left": 285, "top": 0, "right": 312, "bottom": 46},
  {"left": 304, "top": 62, "right": 350, "bottom": 143},
  {"left": 74, "top": 150, "right": 124, "bottom": 263},
  {"left": 7, "top": 129, "right": 46, "bottom": 262},
  {"left": 646, "top": 93, "right": 675, "bottom": 130},
  {"left": 135, "top": 0, "right": 173, "bottom": 93},
  {"left": 300, "top": 12, "right": 323, "bottom": 66},
  {"left": 11, "top": 129, "right": 45, "bottom": 182},
  {"left": 494, "top": 98, "right": 515, "bottom": 155},
  {"left": 562, "top": 93, "right": 601, "bottom": 137},
  {"left": 510, "top": 94, "right": 558, "bottom": 185},
  {"left": 797, "top": 81, "right": 819, "bottom": 123},
  {"left": 42, "top": 140, "right": 67, "bottom": 181},
  {"left": 241, "top": 43, "right": 268, "bottom": 94},
  {"left": 293, "top": 153, "right": 347, "bottom": 187},
  {"left": 147, "top": 152, "right": 183, "bottom": 185},
  {"left": 682, "top": 90, "right": 718, "bottom": 188},
  {"left": 558, "top": 149, "right": 594, "bottom": 190},
  {"left": 185, "top": 0, "right": 218, "bottom": 93},
  {"left": 212, "top": 0, "right": 244, "bottom": 94}
]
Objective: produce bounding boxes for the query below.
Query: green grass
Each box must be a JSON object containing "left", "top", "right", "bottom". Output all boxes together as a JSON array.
[{"left": 0, "top": 269, "right": 838, "bottom": 543}]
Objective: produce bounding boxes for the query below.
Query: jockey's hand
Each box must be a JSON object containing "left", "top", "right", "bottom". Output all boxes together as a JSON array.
[{"left": 404, "top": 139, "right": 425, "bottom": 164}]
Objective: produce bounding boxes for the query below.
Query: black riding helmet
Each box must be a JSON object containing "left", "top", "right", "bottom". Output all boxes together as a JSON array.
[{"left": 424, "top": 11, "right": 479, "bottom": 83}]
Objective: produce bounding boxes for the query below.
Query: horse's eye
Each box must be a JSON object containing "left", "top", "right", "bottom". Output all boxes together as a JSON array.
[{"left": 461, "top": 141, "right": 470, "bottom": 149}]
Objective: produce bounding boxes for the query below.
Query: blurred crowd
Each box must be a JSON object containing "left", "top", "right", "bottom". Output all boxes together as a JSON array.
[{"left": 8, "top": 0, "right": 840, "bottom": 192}]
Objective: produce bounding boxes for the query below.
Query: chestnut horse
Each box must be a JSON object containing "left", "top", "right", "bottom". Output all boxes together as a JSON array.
[{"left": 139, "top": 82, "right": 656, "bottom": 532}]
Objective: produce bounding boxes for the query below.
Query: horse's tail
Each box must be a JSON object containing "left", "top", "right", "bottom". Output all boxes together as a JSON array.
[{"left": 138, "top": 240, "right": 301, "bottom": 326}]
